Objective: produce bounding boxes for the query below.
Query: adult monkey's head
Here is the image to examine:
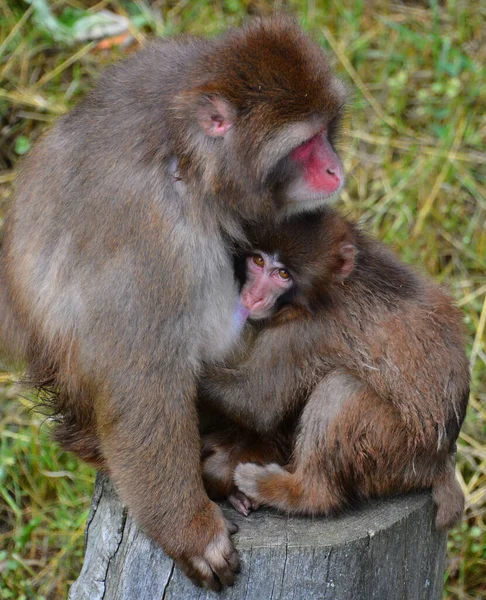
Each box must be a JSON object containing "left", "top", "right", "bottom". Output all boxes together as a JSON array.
[{"left": 173, "top": 16, "right": 347, "bottom": 218}]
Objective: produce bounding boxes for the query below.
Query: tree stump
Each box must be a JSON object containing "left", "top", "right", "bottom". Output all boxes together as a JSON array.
[{"left": 69, "top": 473, "right": 447, "bottom": 600}]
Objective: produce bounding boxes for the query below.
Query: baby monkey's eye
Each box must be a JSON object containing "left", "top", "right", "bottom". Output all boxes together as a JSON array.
[
  {"left": 279, "top": 269, "right": 290, "bottom": 280},
  {"left": 252, "top": 255, "right": 265, "bottom": 267}
]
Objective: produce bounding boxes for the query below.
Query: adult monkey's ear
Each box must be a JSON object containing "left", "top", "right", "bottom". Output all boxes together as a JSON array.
[
  {"left": 196, "top": 96, "right": 235, "bottom": 137},
  {"left": 176, "top": 87, "right": 236, "bottom": 138}
]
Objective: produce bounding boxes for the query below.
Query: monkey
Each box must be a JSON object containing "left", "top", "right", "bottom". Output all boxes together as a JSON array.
[
  {"left": 199, "top": 231, "right": 351, "bottom": 513},
  {"left": 239, "top": 251, "right": 294, "bottom": 319},
  {"left": 0, "top": 18, "right": 348, "bottom": 589},
  {"left": 199, "top": 208, "right": 469, "bottom": 530},
  {"left": 200, "top": 251, "right": 295, "bottom": 516}
]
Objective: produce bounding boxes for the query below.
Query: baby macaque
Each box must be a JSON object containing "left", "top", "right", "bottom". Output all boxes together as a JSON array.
[
  {"left": 201, "top": 251, "right": 294, "bottom": 515},
  {"left": 241, "top": 252, "right": 294, "bottom": 318},
  {"left": 200, "top": 209, "right": 469, "bottom": 530}
]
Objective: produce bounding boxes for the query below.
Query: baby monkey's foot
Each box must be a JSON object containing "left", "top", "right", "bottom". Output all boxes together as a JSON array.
[{"left": 234, "top": 463, "right": 287, "bottom": 507}]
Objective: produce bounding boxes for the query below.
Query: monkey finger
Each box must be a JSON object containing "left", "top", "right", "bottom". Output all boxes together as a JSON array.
[
  {"left": 201, "top": 549, "right": 240, "bottom": 590},
  {"left": 228, "top": 491, "right": 254, "bottom": 516},
  {"left": 214, "top": 545, "right": 240, "bottom": 587},
  {"left": 225, "top": 518, "right": 239, "bottom": 534},
  {"left": 192, "top": 566, "right": 226, "bottom": 592},
  {"left": 185, "top": 553, "right": 227, "bottom": 592},
  {"left": 189, "top": 529, "right": 240, "bottom": 590},
  {"left": 185, "top": 559, "right": 222, "bottom": 592}
]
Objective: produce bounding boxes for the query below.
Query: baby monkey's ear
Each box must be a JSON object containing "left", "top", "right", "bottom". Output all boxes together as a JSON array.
[{"left": 333, "top": 242, "right": 356, "bottom": 282}]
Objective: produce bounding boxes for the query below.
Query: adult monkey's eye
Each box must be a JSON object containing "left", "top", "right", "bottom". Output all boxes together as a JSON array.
[
  {"left": 279, "top": 268, "right": 290, "bottom": 280},
  {"left": 252, "top": 255, "right": 265, "bottom": 267}
]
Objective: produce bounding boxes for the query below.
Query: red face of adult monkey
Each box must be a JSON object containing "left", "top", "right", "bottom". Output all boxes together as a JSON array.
[
  {"left": 200, "top": 209, "right": 469, "bottom": 531},
  {"left": 1, "top": 18, "right": 346, "bottom": 590}
]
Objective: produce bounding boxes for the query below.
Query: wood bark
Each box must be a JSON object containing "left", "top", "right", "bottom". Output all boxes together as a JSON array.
[{"left": 69, "top": 473, "right": 447, "bottom": 600}]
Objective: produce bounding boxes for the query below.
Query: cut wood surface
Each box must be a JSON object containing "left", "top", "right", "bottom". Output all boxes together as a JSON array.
[{"left": 69, "top": 473, "right": 447, "bottom": 600}]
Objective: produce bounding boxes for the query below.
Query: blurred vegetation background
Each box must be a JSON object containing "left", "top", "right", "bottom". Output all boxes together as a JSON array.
[{"left": 0, "top": 0, "right": 484, "bottom": 598}]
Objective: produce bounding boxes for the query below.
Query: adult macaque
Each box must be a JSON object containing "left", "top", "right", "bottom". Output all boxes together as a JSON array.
[
  {"left": 1, "top": 19, "right": 347, "bottom": 588},
  {"left": 200, "top": 209, "right": 469, "bottom": 530}
]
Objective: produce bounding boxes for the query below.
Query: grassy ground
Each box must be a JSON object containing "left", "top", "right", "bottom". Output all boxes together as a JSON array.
[{"left": 0, "top": 1, "right": 485, "bottom": 598}]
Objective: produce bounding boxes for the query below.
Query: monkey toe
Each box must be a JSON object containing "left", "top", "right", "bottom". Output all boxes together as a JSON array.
[{"left": 228, "top": 490, "right": 254, "bottom": 516}]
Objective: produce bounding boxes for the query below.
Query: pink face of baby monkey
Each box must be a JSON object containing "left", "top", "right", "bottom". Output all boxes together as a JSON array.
[{"left": 240, "top": 252, "right": 293, "bottom": 320}]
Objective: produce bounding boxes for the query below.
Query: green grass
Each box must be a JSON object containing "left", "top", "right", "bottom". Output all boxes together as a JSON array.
[{"left": 1, "top": 1, "right": 485, "bottom": 598}]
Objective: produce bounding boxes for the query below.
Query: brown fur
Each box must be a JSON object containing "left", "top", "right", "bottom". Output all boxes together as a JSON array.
[
  {"left": 1, "top": 18, "right": 346, "bottom": 589},
  {"left": 200, "top": 407, "right": 292, "bottom": 500},
  {"left": 200, "top": 209, "right": 469, "bottom": 530}
]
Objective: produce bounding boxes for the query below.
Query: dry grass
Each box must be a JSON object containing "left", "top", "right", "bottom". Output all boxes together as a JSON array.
[{"left": 0, "top": 1, "right": 485, "bottom": 598}]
